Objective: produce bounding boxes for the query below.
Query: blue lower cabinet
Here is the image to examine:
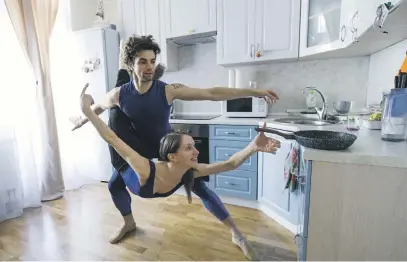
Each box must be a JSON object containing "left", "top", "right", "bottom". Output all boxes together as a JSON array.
[
  {"left": 208, "top": 125, "right": 259, "bottom": 200},
  {"left": 209, "top": 169, "right": 257, "bottom": 200},
  {"left": 209, "top": 139, "right": 257, "bottom": 172},
  {"left": 209, "top": 125, "right": 257, "bottom": 141}
]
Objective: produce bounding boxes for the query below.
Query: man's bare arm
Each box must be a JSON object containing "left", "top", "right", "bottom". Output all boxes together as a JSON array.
[
  {"left": 71, "top": 87, "right": 120, "bottom": 131},
  {"left": 165, "top": 83, "right": 279, "bottom": 104}
]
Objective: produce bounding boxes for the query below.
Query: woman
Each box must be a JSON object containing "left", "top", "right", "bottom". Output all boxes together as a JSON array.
[{"left": 79, "top": 84, "right": 280, "bottom": 260}]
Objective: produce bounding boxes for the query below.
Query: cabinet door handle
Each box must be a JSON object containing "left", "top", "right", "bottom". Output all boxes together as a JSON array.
[
  {"left": 340, "top": 25, "right": 346, "bottom": 42},
  {"left": 225, "top": 153, "right": 231, "bottom": 156},
  {"left": 225, "top": 131, "right": 236, "bottom": 135},
  {"left": 225, "top": 181, "right": 236, "bottom": 186},
  {"left": 350, "top": 11, "right": 359, "bottom": 43},
  {"left": 255, "top": 43, "right": 261, "bottom": 57}
]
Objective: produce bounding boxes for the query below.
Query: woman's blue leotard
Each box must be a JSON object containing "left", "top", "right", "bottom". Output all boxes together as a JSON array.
[{"left": 119, "top": 160, "right": 183, "bottom": 198}]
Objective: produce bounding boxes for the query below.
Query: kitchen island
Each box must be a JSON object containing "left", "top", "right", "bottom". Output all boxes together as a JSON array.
[
  {"left": 260, "top": 121, "right": 407, "bottom": 261},
  {"left": 169, "top": 113, "right": 407, "bottom": 260}
]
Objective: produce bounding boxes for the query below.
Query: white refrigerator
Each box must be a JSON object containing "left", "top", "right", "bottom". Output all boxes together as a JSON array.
[
  {"left": 74, "top": 27, "right": 120, "bottom": 182},
  {"left": 53, "top": 27, "right": 120, "bottom": 187}
]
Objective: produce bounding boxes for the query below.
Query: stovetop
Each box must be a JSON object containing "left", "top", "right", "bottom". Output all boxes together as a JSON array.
[{"left": 170, "top": 114, "right": 220, "bottom": 120}]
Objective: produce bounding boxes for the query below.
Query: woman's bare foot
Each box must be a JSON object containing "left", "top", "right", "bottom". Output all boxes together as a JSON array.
[
  {"left": 232, "top": 233, "right": 260, "bottom": 261},
  {"left": 109, "top": 214, "right": 137, "bottom": 244},
  {"left": 110, "top": 222, "right": 136, "bottom": 244}
]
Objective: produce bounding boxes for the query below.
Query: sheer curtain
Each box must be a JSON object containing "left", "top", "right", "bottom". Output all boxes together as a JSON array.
[
  {"left": 0, "top": 0, "right": 41, "bottom": 222},
  {"left": 50, "top": 0, "right": 102, "bottom": 190}
]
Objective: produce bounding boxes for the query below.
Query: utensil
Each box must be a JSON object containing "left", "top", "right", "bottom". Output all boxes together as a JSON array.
[
  {"left": 346, "top": 115, "right": 361, "bottom": 130},
  {"left": 333, "top": 100, "right": 352, "bottom": 114},
  {"left": 399, "top": 73, "right": 407, "bottom": 88},
  {"left": 255, "top": 128, "right": 357, "bottom": 150}
]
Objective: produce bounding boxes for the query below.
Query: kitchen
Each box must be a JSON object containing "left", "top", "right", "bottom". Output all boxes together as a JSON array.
[{"left": 1, "top": 0, "right": 407, "bottom": 261}]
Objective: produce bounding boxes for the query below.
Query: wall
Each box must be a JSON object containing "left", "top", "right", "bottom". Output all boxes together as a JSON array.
[
  {"left": 66, "top": 0, "right": 371, "bottom": 115},
  {"left": 162, "top": 43, "right": 370, "bottom": 114},
  {"left": 69, "top": 0, "right": 119, "bottom": 31},
  {"left": 367, "top": 39, "right": 407, "bottom": 105}
]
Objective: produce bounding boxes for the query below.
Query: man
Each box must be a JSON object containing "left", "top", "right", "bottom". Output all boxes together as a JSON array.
[{"left": 71, "top": 35, "right": 279, "bottom": 260}]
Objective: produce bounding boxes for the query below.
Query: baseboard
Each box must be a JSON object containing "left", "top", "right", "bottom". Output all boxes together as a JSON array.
[
  {"left": 173, "top": 189, "right": 259, "bottom": 209},
  {"left": 173, "top": 189, "right": 297, "bottom": 234},
  {"left": 258, "top": 201, "right": 297, "bottom": 234}
]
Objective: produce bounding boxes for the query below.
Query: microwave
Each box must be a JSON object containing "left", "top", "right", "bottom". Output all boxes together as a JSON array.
[{"left": 222, "top": 97, "right": 268, "bottom": 117}]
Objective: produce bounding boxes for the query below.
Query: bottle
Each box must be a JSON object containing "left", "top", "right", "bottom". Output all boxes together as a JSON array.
[{"left": 306, "top": 90, "right": 316, "bottom": 110}]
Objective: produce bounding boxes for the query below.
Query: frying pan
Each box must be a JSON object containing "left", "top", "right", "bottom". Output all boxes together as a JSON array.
[{"left": 255, "top": 127, "right": 357, "bottom": 151}]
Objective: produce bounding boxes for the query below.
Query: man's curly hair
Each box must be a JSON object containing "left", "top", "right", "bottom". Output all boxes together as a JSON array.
[{"left": 123, "top": 35, "right": 161, "bottom": 71}]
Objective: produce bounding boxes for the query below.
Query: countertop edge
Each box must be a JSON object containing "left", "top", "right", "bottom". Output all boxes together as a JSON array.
[{"left": 302, "top": 150, "right": 407, "bottom": 169}]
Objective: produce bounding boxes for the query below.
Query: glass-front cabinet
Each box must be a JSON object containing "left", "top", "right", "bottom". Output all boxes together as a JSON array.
[
  {"left": 300, "top": 0, "right": 348, "bottom": 57},
  {"left": 300, "top": 0, "right": 382, "bottom": 58}
]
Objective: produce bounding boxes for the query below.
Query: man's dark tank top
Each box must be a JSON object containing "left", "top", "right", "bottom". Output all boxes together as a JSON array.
[{"left": 108, "top": 74, "right": 172, "bottom": 171}]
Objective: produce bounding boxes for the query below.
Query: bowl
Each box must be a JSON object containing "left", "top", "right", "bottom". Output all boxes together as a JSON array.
[
  {"left": 362, "top": 120, "right": 381, "bottom": 130},
  {"left": 333, "top": 100, "right": 352, "bottom": 114}
]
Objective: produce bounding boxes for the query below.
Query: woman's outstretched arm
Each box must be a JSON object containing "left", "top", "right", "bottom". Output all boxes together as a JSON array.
[
  {"left": 79, "top": 84, "right": 151, "bottom": 182},
  {"left": 193, "top": 122, "right": 280, "bottom": 178}
]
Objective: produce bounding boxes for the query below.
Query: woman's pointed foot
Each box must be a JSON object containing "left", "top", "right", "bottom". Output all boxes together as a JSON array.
[{"left": 232, "top": 233, "right": 260, "bottom": 261}]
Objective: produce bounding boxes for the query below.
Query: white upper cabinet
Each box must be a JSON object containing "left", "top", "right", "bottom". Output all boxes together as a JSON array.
[
  {"left": 117, "top": 0, "right": 178, "bottom": 71},
  {"left": 118, "top": 0, "right": 137, "bottom": 40},
  {"left": 253, "top": 0, "right": 301, "bottom": 62},
  {"left": 164, "top": 0, "right": 217, "bottom": 38},
  {"left": 133, "top": 0, "right": 165, "bottom": 64},
  {"left": 298, "top": 0, "right": 396, "bottom": 58},
  {"left": 217, "top": 0, "right": 301, "bottom": 66},
  {"left": 299, "top": 0, "right": 347, "bottom": 57},
  {"left": 340, "top": 0, "right": 385, "bottom": 45},
  {"left": 217, "top": 0, "right": 255, "bottom": 65}
]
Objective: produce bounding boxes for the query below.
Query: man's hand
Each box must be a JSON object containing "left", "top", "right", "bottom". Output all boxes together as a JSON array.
[
  {"left": 255, "top": 89, "right": 279, "bottom": 104},
  {"left": 69, "top": 86, "right": 120, "bottom": 131},
  {"left": 69, "top": 116, "right": 85, "bottom": 131}
]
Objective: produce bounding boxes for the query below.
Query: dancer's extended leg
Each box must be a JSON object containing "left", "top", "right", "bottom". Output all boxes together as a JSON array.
[
  {"left": 108, "top": 169, "right": 136, "bottom": 243},
  {"left": 192, "top": 180, "right": 259, "bottom": 260}
]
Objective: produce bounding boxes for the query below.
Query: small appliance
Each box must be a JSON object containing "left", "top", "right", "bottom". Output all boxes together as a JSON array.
[
  {"left": 223, "top": 69, "right": 268, "bottom": 118},
  {"left": 222, "top": 97, "right": 268, "bottom": 118}
]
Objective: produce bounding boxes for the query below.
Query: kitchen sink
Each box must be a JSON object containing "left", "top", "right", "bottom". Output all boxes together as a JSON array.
[{"left": 273, "top": 117, "right": 340, "bottom": 126}]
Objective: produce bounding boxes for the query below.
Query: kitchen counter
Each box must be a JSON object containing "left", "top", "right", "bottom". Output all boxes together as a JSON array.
[
  {"left": 261, "top": 120, "right": 407, "bottom": 169},
  {"left": 169, "top": 113, "right": 407, "bottom": 168},
  {"left": 169, "top": 114, "right": 277, "bottom": 126}
]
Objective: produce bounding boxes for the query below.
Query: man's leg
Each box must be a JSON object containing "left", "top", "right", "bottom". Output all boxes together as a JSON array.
[
  {"left": 192, "top": 180, "right": 259, "bottom": 260},
  {"left": 108, "top": 169, "right": 136, "bottom": 243}
]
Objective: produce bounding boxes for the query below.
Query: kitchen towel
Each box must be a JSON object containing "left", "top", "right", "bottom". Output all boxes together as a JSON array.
[{"left": 283, "top": 141, "right": 305, "bottom": 192}]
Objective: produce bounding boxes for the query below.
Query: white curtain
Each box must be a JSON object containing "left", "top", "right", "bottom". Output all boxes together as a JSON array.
[
  {"left": 0, "top": 0, "right": 41, "bottom": 222},
  {"left": 5, "top": 0, "right": 65, "bottom": 202},
  {"left": 50, "top": 0, "right": 105, "bottom": 190}
]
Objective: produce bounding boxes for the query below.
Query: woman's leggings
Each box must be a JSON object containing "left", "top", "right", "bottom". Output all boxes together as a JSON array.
[{"left": 108, "top": 170, "right": 230, "bottom": 221}]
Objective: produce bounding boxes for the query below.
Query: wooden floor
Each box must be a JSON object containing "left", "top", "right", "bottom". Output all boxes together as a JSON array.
[{"left": 0, "top": 183, "right": 297, "bottom": 261}]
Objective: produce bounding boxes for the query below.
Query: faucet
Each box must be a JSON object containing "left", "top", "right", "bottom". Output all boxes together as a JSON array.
[{"left": 302, "top": 87, "right": 327, "bottom": 120}]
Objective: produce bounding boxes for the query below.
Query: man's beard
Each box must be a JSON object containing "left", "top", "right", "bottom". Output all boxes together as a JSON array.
[{"left": 141, "top": 75, "right": 153, "bottom": 82}]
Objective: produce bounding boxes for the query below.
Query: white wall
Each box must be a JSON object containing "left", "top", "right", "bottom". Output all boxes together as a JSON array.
[
  {"left": 66, "top": 0, "right": 371, "bottom": 115},
  {"left": 367, "top": 39, "right": 407, "bottom": 105},
  {"left": 162, "top": 43, "right": 370, "bottom": 114},
  {"left": 69, "top": 0, "right": 119, "bottom": 31}
]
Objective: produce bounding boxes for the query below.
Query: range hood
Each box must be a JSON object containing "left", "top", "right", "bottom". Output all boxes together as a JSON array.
[{"left": 167, "top": 31, "right": 217, "bottom": 46}]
